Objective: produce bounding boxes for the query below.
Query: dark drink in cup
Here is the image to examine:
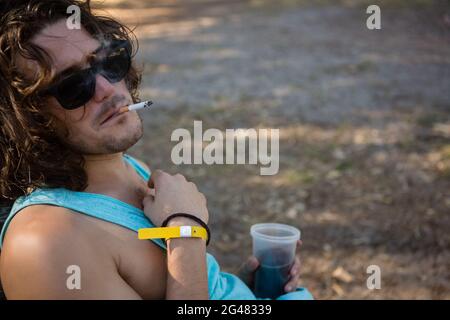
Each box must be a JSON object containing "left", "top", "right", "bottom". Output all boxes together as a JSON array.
[
  {"left": 255, "top": 262, "right": 292, "bottom": 299},
  {"left": 250, "top": 223, "right": 301, "bottom": 299}
]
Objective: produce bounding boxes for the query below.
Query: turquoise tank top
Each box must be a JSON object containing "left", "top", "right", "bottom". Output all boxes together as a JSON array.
[{"left": 0, "top": 154, "right": 312, "bottom": 300}]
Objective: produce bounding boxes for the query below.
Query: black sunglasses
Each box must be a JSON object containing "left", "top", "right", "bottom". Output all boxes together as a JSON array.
[{"left": 41, "top": 39, "right": 132, "bottom": 110}]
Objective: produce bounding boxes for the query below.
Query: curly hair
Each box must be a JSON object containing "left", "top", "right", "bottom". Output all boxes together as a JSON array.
[{"left": 0, "top": 0, "right": 142, "bottom": 206}]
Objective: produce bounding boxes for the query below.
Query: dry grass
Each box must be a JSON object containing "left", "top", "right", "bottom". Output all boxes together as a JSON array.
[{"left": 95, "top": 0, "right": 450, "bottom": 299}]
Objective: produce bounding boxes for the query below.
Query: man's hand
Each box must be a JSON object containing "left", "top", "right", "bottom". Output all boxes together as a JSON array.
[
  {"left": 142, "top": 170, "right": 209, "bottom": 227},
  {"left": 237, "top": 240, "right": 303, "bottom": 294},
  {"left": 142, "top": 170, "right": 209, "bottom": 299}
]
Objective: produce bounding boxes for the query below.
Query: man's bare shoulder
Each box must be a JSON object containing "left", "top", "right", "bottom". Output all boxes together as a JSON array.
[
  {"left": 0, "top": 205, "right": 139, "bottom": 299},
  {"left": 0, "top": 206, "right": 81, "bottom": 296},
  {"left": 1, "top": 205, "right": 94, "bottom": 269},
  {"left": 1, "top": 204, "right": 118, "bottom": 260},
  {"left": 3, "top": 205, "right": 84, "bottom": 248}
]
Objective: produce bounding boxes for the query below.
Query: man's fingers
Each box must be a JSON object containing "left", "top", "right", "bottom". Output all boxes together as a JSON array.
[
  {"left": 285, "top": 277, "right": 299, "bottom": 292},
  {"left": 237, "top": 256, "right": 260, "bottom": 289},
  {"left": 244, "top": 256, "right": 260, "bottom": 273},
  {"left": 148, "top": 174, "right": 155, "bottom": 189},
  {"left": 296, "top": 240, "right": 302, "bottom": 253},
  {"left": 142, "top": 193, "right": 155, "bottom": 207},
  {"left": 290, "top": 257, "right": 300, "bottom": 276},
  {"left": 284, "top": 257, "right": 301, "bottom": 292},
  {"left": 238, "top": 256, "right": 259, "bottom": 281},
  {"left": 147, "top": 188, "right": 156, "bottom": 197},
  {"left": 174, "top": 173, "right": 187, "bottom": 182},
  {"left": 148, "top": 169, "right": 165, "bottom": 188},
  {"left": 239, "top": 256, "right": 259, "bottom": 276}
]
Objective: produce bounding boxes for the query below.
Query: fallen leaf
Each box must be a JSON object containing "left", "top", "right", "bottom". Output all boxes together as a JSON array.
[
  {"left": 332, "top": 266, "right": 354, "bottom": 283},
  {"left": 331, "top": 283, "right": 345, "bottom": 296}
]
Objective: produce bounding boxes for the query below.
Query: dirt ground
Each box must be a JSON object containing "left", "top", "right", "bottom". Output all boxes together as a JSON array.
[{"left": 95, "top": 0, "right": 450, "bottom": 299}]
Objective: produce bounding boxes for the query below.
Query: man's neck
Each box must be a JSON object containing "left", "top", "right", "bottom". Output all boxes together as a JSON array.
[
  {"left": 83, "top": 152, "right": 134, "bottom": 193},
  {"left": 82, "top": 152, "right": 149, "bottom": 211}
]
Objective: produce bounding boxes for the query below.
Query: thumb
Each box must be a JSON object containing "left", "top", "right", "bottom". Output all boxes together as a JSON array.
[
  {"left": 245, "top": 256, "right": 260, "bottom": 273},
  {"left": 238, "top": 256, "right": 260, "bottom": 288},
  {"left": 240, "top": 256, "right": 260, "bottom": 278}
]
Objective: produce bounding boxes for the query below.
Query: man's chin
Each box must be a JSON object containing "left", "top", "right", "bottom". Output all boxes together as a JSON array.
[
  {"left": 101, "top": 127, "right": 143, "bottom": 154},
  {"left": 68, "top": 126, "right": 143, "bottom": 155},
  {"left": 92, "top": 115, "right": 143, "bottom": 153}
]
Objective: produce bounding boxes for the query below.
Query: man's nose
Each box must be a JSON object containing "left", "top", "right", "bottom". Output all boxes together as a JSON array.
[{"left": 92, "top": 74, "right": 115, "bottom": 103}]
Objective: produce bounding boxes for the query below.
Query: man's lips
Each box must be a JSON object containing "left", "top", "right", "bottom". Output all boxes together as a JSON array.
[
  {"left": 100, "top": 104, "right": 128, "bottom": 125},
  {"left": 100, "top": 111, "right": 119, "bottom": 125}
]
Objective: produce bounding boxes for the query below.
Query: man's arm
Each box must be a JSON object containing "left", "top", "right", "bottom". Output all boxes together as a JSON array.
[
  {"left": 165, "top": 217, "right": 209, "bottom": 300},
  {"left": 142, "top": 170, "right": 210, "bottom": 299},
  {"left": 135, "top": 159, "right": 209, "bottom": 298},
  {"left": 0, "top": 206, "right": 142, "bottom": 299}
]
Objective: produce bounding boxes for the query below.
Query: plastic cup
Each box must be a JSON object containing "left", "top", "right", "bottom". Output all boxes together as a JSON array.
[{"left": 250, "top": 223, "right": 301, "bottom": 299}]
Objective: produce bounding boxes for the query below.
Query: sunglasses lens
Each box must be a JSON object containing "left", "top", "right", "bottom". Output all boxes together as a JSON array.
[
  {"left": 55, "top": 70, "right": 95, "bottom": 110},
  {"left": 99, "top": 46, "right": 131, "bottom": 83}
]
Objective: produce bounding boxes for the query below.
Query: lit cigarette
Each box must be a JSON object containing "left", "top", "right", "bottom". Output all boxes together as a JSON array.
[{"left": 119, "top": 100, "right": 153, "bottom": 114}]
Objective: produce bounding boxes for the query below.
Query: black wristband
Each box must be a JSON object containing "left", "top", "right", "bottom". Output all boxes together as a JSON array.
[{"left": 162, "top": 213, "right": 211, "bottom": 246}]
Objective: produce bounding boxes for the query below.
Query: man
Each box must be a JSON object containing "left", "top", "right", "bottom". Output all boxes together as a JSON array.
[{"left": 0, "top": 0, "right": 306, "bottom": 299}]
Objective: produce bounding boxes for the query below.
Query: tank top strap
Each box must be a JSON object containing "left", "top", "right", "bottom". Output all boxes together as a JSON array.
[{"left": 0, "top": 154, "right": 164, "bottom": 250}]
